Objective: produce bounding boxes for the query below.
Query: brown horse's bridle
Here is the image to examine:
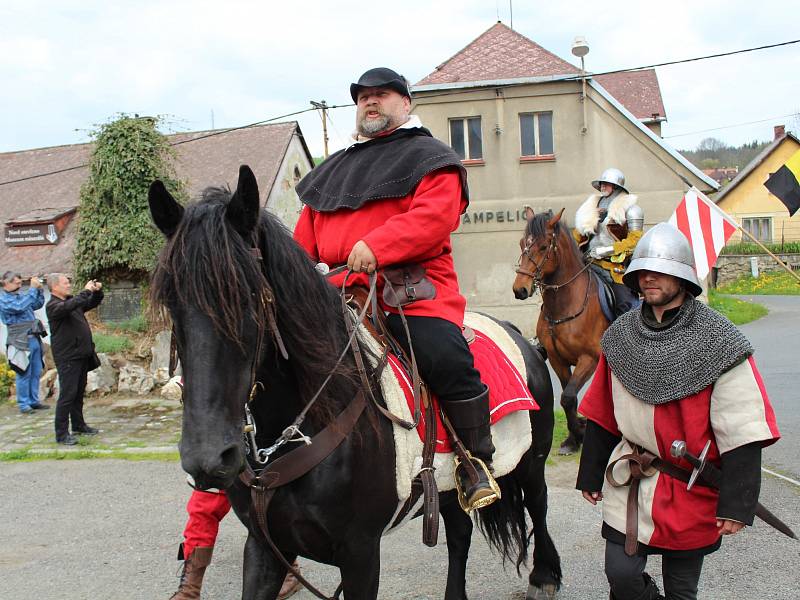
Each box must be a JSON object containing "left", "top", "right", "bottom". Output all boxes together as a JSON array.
[
  {"left": 515, "top": 228, "right": 558, "bottom": 289},
  {"left": 515, "top": 225, "right": 595, "bottom": 335}
]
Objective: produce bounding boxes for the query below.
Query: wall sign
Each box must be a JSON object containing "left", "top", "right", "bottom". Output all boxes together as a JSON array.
[{"left": 4, "top": 223, "right": 59, "bottom": 246}]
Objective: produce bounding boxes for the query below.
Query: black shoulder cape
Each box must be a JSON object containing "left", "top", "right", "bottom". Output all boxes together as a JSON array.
[{"left": 296, "top": 126, "right": 469, "bottom": 212}]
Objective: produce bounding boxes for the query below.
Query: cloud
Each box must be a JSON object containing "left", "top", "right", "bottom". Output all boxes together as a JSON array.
[{"left": 1, "top": 0, "right": 798, "bottom": 154}]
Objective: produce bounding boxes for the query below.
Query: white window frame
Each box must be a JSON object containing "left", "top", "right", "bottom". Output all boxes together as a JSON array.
[
  {"left": 448, "top": 116, "right": 483, "bottom": 161},
  {"left": 741, "top": 215, "right": 773, "bottom": 243},
  {"left": 519, "top": 111, "right": 555, "bottom": 157}
]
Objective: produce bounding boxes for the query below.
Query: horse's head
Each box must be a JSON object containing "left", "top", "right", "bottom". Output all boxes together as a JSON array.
[
  {"left": 513, "top": 207, "right": 565, "bottom": 300},
  {"left": 149, "top": 165, "right": 269, "bottom": 489}
]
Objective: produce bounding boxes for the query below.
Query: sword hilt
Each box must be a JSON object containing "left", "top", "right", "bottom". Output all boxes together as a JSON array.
[{"left": 670, "top": 440, "right": 711, "bottom": 491}]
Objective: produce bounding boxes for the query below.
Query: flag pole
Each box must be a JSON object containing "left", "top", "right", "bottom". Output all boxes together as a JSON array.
[{"left": 736, "top": 225, "right": 800, "bottom": 285}]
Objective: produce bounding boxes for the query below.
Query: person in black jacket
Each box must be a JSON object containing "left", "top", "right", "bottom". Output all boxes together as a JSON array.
[{"left": 46, "top": 274, "right": 104, "bottom": 445}]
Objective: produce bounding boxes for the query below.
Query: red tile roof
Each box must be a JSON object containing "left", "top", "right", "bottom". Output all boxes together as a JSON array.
[
  {"left": 594, "top": 70, "right": 666, "bottom": 121},
  {"left": 0, "top": 122, "right": 310, "bottom": 276},
  {"left": 415, "top": 23, "right": 666, "bottom": 124},
  {"left": 416, "top": 22, "right": 581, "bottom": 85}
]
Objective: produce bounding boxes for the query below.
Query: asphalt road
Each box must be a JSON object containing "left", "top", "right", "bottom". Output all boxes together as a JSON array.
[
  {"left": 736, "top": 295, "right": 800, "bottom": 482},
  {"left": 0, "top": 459, "right": 797, "bottom": 600}
]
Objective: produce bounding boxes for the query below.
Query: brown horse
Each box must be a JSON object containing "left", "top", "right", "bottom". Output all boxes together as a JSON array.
[{"left": 512, "top": 208, "right": 609, "bottom": 455}]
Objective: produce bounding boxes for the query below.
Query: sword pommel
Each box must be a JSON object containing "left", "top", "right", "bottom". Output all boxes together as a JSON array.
[{"left": 670, "top": 440, "right": 687, "bottom": 460}]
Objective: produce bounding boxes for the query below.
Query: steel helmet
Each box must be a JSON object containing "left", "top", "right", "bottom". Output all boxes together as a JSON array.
[
  {"left": 622, "top": 222, "right": 703, "bottom": 297},
  {"left": 591, "top": 167, "right": 628, "bottom": 194}
]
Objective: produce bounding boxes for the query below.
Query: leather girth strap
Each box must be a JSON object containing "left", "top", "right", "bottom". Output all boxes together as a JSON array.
[
  {"left": 605, "top": 443, "right": 712, "bottom": 556},
  {"left": 239, "top": 390, "right": 366, "bottom": 600}
]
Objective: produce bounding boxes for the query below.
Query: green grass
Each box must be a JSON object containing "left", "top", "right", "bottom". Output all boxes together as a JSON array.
[
  {"left": 717, "top": 270, "right": 800, "bottom": 295},
  {"left": 107, "top": 314, "right": 148, "bottom": 333},
  {"left": 720, "top": 242, "right": 800, "bottom": 255},
  {"left": 709, "top": 290, "right": 768, "bottom": 325},
  {"left": 0, "top": 448, "right": 179, "bottom": 462},
  {"left": 546, "top": 408, "right": 572, "bottom": 464},
  {"left": 93, "top": 332, "right": 132, "bottom": 353}
]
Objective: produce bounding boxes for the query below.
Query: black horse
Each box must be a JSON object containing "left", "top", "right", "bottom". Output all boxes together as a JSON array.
[{"left": 149, "top": 165, "right": 562, "bottom": 600}]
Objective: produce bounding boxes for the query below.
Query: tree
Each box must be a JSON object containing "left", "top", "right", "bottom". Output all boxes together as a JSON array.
[
  {"left": 700, "top": 158, "right": 720, "bottom": 169},
  {"left": 697, "top": 137, "right": 727, "bottom": 153},
  {"left": 73, "top": 115, "right": 187, "bottom": 283}
]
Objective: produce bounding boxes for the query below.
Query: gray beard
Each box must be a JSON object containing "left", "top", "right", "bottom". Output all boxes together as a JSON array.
[{"left": 357, "top": 114, "right": 392, "bottom": 137}]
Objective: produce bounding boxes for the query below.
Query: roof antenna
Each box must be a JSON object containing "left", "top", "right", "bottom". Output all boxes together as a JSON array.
[
  {"left": 496, "top": 0, "right": 500, "bottom": 22},
  {"left": 509, "top": 0, "right": 513, "bottom": 29}
]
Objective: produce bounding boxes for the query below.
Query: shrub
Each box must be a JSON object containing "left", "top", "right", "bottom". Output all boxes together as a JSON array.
[
  {"left": 93, "top": 333, "right": 133, "bottom": 354},
  {"left": 107, "top": 314, "right": 148, "bottom": 333}
]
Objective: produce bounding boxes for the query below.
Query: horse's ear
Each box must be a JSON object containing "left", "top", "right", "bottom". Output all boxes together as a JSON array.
[
  {"left": 547, "top": 208, "right": 565, "bottom": 228},
  {"left": 523, "top": 205, "right": 535, "bottom": 221},
  {"left": 148, "top": 180, "right": 184, "bottom": 237},
  {"left": 226, "top": 165, "right": 260, "bottom": 237}
]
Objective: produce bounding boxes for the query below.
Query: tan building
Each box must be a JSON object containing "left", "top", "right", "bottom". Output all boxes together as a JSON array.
[
  {"left": 716, "top": 126, "right": 800, "bottom": 244},
  {"left": 411, "top": 23, "right": 717, "bottom": 332}
]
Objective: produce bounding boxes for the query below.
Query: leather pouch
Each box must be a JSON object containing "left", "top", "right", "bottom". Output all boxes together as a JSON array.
[{"left": 383, "top": 264, "right": 436, "bottom": 307}]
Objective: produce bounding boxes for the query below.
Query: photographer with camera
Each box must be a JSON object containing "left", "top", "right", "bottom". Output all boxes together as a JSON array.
[
  {"left": 0, "top": 271, "right": 48, "bottom": 414},
  {"left": 46, "top": 274, "right": 104, "bottom": 445}
]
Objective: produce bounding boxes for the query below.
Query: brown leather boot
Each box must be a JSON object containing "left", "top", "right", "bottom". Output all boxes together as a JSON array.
[
  {"left": 278, "top": 561, "right": 303, "bottom": 599},
  {"left": 170, "top": 546, "right": 213, "bottom": 600}
]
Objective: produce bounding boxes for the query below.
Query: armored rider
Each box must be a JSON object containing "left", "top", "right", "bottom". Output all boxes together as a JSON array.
[
  {"left": 576, "top": 223, "right": 781, "bottom": 600},
  {"left": 573, "top": 167, "right": 643, "bottom": 316},
  {"left": 293, "top": 67, "right": 498, "bottom": 512}
]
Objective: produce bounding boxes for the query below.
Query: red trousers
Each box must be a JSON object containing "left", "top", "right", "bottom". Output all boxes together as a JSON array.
[{"left": 182, "top": 489, "right": 231, "bottom": 558}]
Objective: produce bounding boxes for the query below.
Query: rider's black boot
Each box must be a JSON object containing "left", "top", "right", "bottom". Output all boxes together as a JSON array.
[{"left": 444, "top": 386, "right": 500, "bottom": 512}]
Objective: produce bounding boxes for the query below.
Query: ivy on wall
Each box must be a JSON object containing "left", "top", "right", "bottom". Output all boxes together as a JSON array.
[{"left": 73, "top": 114, "right": 187, "bottom": 283}]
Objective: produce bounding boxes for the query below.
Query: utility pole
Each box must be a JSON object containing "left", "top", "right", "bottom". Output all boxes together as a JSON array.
[{"left": 310, "top": 100, "right": 330, "bottom": 158}]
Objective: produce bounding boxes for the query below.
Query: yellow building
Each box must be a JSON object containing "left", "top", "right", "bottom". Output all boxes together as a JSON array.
[{"left": 716, "top": 127, "right": 800, "bottom": 244}]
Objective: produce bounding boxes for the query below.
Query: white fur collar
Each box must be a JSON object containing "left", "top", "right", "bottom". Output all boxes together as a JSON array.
[{"left": 574, "top": 193, "right": 638, "bottom": 236}]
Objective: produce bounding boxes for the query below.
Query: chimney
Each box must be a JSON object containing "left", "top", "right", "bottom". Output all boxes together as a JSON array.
[{"left": 774, "top": 124, "right": 786, "bottom": 140}]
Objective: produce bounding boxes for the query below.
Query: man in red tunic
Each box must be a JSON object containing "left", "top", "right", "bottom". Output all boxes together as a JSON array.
[
  {"left": 293, "top": 67, "right": 497, "bottom": 510},
  {"left": 576, "top": 223, "right": 780, "bottom": 600}
]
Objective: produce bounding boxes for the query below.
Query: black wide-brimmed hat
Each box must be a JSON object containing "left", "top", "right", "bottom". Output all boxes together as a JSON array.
[{"left": 350, "top": 67, "right": 411, "bottom": 102}]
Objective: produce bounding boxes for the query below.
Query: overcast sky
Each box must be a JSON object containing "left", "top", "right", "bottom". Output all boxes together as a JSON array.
[{"left": 2, "top": 0, "right": 798, "bottom": 160}]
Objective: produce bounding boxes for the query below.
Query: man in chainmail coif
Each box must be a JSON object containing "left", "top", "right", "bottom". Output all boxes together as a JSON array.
[{"left": 575, "top": 223, "right": 780, "bottom": 600}]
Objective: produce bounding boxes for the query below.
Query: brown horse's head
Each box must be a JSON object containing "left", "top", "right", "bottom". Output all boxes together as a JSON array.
[{"left": 513, "top": 207, "right": 565, "bottom": 300}]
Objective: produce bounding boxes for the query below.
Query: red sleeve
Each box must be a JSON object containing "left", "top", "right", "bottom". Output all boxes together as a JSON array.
[
  {"left": 292, "top": 205, "right": 319, "bottom": 261},
  {"left": 361, "top": 168, "right": 465, "bottom": 266},
  {"left": 578, "top": 354, "right": 621, "bottom": 436}
]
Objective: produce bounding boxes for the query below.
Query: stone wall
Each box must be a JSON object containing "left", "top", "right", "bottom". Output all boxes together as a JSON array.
[{"left": 713, "top": 254, "right": 800, "bottom": 287}]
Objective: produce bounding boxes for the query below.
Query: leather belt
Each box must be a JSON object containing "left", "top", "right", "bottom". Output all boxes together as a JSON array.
[{"left": 605, "top": 443, "right": 711, "bottom": 556}]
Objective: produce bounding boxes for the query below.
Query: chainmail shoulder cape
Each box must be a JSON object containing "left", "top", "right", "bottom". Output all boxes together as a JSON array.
[
  {"left": 601, "top": 297, "right": 754, "bottom": 404},
  {"left": 296, "top": 127, "right": 469, "bottom": 212}
]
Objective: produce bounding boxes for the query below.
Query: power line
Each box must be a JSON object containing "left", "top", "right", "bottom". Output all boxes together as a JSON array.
[
  {"left": 0, "top": 105, "right": 353, "bottom": 187},
  {"left": 563, "top": 38, "right": 800, "bottom": 80},
  {"left": 664, "top": 113, "right": 800, "bottom": 139}
]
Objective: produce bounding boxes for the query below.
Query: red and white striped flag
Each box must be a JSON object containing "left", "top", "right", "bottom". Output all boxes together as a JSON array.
[{"left": 668, "top": 187, "right": 738, "bottom": 280}]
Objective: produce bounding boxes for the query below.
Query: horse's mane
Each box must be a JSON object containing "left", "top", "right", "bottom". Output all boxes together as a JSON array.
[{"left": 151, "top": 187, "right": 360, "bottom": 423}]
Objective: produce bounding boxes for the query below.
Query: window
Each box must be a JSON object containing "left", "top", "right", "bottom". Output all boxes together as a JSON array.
[
  {"left": 519, "top": 111, "right": 554, "bottom": 157},
  {"left": 449, "top": 117, "right": 483, "bottom": 161},
  {"left": 742, "top": 217, "right": 772, "bottom": 243}
]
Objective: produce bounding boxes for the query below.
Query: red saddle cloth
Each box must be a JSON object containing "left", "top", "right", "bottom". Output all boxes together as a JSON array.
[{"left": 387, "top": 327, "right": 539, "bottom": 453}]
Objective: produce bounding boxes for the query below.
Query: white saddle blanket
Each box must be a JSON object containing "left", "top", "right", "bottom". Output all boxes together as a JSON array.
[{"left": 360, "top": 312, "right": 534, "bottom": 510}]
